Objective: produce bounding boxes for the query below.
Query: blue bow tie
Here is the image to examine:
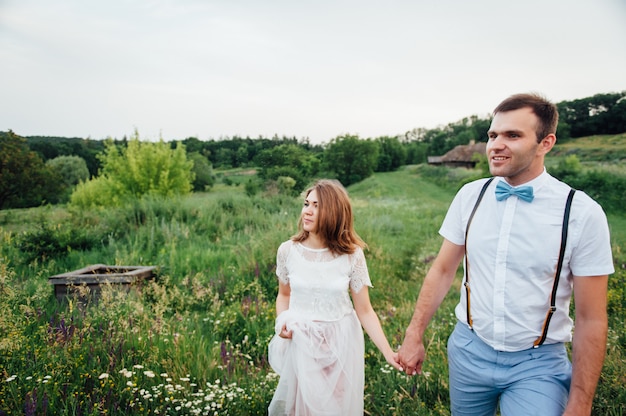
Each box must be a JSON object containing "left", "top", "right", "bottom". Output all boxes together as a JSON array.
[{"left": 495, "top": 180, "right": 534, "bottom": 202}]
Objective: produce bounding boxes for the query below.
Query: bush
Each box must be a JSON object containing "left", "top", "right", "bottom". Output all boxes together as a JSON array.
[
  {"left": 549, "top": 157, "right": 626, "bottom": 213},
  {"left": 15, "top": 220, "right": 104, "bottom": 263},
  {"left": 70, "top": 133, "right": 194, "bottom": 209},
  {"left": 549, "top": 154, "right": 583, "bottom": 182},
  {"left": 188, "top": 152, "right": 215, "bottom": 191},
  {"left": 245, "top": 178, "right": 262, "bottom": 197},
  {"left": 70, "top": 175, "right": 126, "bottom": 209},
  {"left": 573, "top": 170, "right": 626, "bottom": 213}
]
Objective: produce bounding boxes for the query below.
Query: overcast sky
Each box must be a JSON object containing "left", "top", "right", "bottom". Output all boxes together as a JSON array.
[{"left": 2, "top": 0, "right": 625, "bottom": 144}]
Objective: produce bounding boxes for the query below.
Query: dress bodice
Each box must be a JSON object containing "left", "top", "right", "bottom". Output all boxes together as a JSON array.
[{"left": 276, "top": 240, "right": 372, "bottom": 321}]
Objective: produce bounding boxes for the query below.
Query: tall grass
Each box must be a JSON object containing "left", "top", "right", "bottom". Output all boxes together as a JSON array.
[
  {"left": 0, "top": 168, "right": 624, "bottom": 415},
  {"left": 552, "top": 133, "right": 626, "bottom": 164}
]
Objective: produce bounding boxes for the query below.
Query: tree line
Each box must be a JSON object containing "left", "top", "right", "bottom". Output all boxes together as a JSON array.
[{"left": 1, "top": 91, "right": 624, "bottom": 210}]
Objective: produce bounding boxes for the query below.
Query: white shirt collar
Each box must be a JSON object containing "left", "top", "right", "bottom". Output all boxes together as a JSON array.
[{"left": 497, "top": 168, "right": 549, "bottom": 190}]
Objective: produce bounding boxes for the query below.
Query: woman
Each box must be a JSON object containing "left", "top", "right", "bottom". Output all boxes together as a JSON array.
[{"left": 268, "top": 179, "right": 401, "bottom": 416}]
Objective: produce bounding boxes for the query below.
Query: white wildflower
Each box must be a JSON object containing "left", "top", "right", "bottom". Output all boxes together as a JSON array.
[{"left": 119, "top": 369, "right": 133, "bottom": 378}]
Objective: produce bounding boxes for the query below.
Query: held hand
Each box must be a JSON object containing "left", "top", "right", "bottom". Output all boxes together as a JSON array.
[
  {"left": 278, "top": 324, "right": 293, "bottom": 339},
  {"left": 384, "top": 351, "right": 404, "bottom": 372},
  {"left": 397, "top": 341, "right": 426, "bottom": 376}
]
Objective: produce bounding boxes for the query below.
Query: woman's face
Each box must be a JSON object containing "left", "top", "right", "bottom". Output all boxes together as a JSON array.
[{"left": 301, "top": 189, "right": 319, "bottom": 233}]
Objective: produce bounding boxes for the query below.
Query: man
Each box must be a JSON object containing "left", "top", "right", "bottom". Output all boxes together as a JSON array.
[{"left": 398, "top": 93, "right": 614, "bottom": 416}]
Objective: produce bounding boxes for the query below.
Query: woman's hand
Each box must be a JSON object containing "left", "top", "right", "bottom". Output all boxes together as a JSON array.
[
  {"left": 278, "top": 324, "right": 293, "bottom": 339},
  {"left": 385, "top": 351, "right": 404, "bottom": 371}
]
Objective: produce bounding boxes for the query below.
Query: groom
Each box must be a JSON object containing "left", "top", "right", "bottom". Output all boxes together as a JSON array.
[{"left": 398, "top": 93, "right": 614, "bottom": 416}]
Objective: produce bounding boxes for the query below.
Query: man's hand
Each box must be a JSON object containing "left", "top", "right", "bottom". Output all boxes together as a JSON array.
[{"left": 398, "top": 335, "right": 426, "bottom": 376}]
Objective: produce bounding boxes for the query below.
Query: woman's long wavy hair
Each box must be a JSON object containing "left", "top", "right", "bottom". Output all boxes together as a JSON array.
[{"left": 292, "top": 179, "right": 366, "bottom": 255}]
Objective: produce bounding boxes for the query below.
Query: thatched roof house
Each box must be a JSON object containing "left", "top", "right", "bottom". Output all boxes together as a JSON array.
[{"left": 428, "top": 141, "right": 487, "bottom": 168}]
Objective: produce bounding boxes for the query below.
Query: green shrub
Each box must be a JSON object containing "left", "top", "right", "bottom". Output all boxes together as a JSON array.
[
  {"left": 550, "top": 167, "right": 626, "bottom": 213},
  {"left": 70, "top": 133, "right": 193, "bottom": 209},
  {"left": 188, "top": 152, "right": 215, "bottom": 191},
  {"left": 245, "top": 178, "right": 261, "bottom": 197},
  {"left": 15, "top": 220, "right": 104, "bottom": 264},
  {"left": 552, "top": 154, "right": 583, "bottom": 178},
  {"left": 70, "top": 175, "right": 126, "bottom": 208}
]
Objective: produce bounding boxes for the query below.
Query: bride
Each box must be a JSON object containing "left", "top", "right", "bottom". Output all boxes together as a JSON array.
[{"left": 268, "top": 179, "right": 401, "bottom": 415}]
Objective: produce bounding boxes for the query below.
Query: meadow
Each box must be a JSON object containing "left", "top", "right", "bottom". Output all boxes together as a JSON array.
[
  {"left": 0, "top": 165, "right": 624, "bottom": 415},
  {"left": 551, "top": 133, "right": 626, "bottom": 164}
]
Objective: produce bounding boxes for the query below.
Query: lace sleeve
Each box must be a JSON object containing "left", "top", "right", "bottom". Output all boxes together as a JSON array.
[
  {"left": 349, "top": 247, "right": 373, "bottom": 293},
  {"left": 276, "top": 241, "right": 291, "bottom": 284}
]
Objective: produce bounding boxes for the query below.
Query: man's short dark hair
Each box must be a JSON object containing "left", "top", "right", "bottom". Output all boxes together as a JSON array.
[{"left": 493, "top": 93, "right": 559, "bottom": 143}]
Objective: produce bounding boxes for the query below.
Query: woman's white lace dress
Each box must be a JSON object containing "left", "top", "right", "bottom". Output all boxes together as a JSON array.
[{"left": 268, "top": 240, "right": 372, "bottom": 416}]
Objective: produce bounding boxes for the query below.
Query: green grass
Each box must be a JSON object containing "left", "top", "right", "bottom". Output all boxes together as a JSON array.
[
  {"left": 216, "top": 168, "right": 259, "bottom": 186},
  {"left": 0, "top": 166, "right": 624, "bottom": 415},
  {"left": 552, "top": 133, "right": 626, "bottom": 166}
]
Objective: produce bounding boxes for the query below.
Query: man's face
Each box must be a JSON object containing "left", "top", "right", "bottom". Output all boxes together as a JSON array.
[{"left": 486, "top": 107, "right": 552, "bottom": 186}]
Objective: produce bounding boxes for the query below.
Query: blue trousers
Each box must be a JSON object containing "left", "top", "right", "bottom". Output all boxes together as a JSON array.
[{"left": 447, "top": 322, "right": 571, "bottom": 416}]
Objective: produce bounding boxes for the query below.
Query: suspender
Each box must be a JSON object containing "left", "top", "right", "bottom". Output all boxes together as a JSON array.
[
  {"left": 533, "top": 188, "right": 576, "bottom": 347},
  {"left": 463, "top": 178, "right": 576, "bottom": 347},
  {"left": 463, "top": 177, "right": 494, "bottom": 329}
]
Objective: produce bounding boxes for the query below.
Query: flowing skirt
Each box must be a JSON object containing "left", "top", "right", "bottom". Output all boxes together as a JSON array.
[{"left": 268, "top": 309, "right": 365, "bottom": 416}]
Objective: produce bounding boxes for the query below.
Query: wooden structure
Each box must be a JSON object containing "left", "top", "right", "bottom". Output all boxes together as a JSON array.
[
  {"left": 49, "top": 264, "right": 157, "bottom": 301},
  {"left": 428, "top": 141, "right": 487, "bottom": 168}
]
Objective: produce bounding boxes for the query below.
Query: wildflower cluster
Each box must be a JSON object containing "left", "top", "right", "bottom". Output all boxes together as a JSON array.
[{"left": 122, "top": 371, "right": 278, "bottom": 415}]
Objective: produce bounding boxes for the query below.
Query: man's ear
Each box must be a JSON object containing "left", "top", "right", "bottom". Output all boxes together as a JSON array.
[{"left": 539, "top": 133, "right": 556, "bottom": 155}]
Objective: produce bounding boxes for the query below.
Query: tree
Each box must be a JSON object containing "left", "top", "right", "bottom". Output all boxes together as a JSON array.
[
  {"left": 180, "top": 136, "right": 205, "bottom": 154},
  {"left": 26, "top": 135, "right": 105, "bottom": 177},
  {"left": 375, "top": 136, "right": 407, "bottom": 172},
  {"left": 405, "top": 141, "right": 429, "bottom": 164},
  {"left": 70, "top": 132, "right": 194, "bottom": 208},
  {"left": 46, "top": 155, "right": 90, "bottom": 203},
  {"left": 557, "top": 92, "right": 626, "bottom": 137},
  {"left": 256, "top": 144, "right": 320, "bottom": 192},
  {"left": 215, "top": 147, "right": 236, "bottom": 169},
  {"left": 188, "top": 152, "right": 215, "bottom": 191},
  {"left": 323, "top": 135, "right": 379, "bottom": 186},
  {"left": 235, "top": 144, "right": 250, "bottom": 167},
  {"left": 46, "top": 155, "right": 89, "bottom": 188},
  {"left": 428, "top": 131, "right": 448, "bottom": 157},
  {"left": 0, "top": 131, "right": 61, "bottom": 209}
]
